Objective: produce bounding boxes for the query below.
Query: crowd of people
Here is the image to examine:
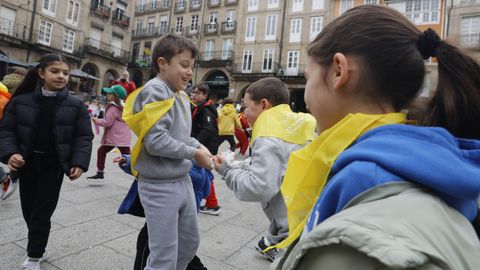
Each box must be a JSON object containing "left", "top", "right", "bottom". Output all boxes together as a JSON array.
[{"left": 1, "top": 5, "right": 480, "bottom": 270}]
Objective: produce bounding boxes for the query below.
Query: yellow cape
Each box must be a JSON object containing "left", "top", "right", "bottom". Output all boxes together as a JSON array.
[
  {"left": 250, "top": 104, "right": 317, "bottom": 145},
  {"left": 271, "top": 113, "right": 406, "bottom": 250},
  {"left": 122, "top": 86, "right": 175, "bottom": 177}
]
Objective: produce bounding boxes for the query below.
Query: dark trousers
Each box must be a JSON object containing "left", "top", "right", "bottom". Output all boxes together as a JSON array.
[
  {"left": 19, "top": 153, "right": 64, "bottom": 258},
  {"left": 96, "top": 145, "right": 131, "bottom": 172},
  {"left": 135, "top": 222, "right": 207, "bottom": 270},
  {"left": 218, "top": 135, "right": 236, "bottom": 152}
]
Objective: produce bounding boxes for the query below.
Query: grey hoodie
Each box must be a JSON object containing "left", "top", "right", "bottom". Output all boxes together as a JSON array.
[{"left": 133, "top": 78, "right": 200, "bottom": 182}]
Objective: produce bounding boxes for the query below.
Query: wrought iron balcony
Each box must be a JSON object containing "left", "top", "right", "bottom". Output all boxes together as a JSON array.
[
  {"left": 132, "top": 27, "right": 168, "bottom": 39},
  {"left": 112, "top": 10, "right": 130, "bottom": 27},
  {"left": 221, "top": 21, "right": 236, "bottom": 34},
  {"left": 91, "top": 4, "right": 111, "bottom": 19},
  {"left": 190, "top": 0, "right": 202, "bottom": 11},
  {"left": 460, "top": 33, "right": 480, "bottom": 49},
  {"left": 224, "top": 0, "right": 238, "bottom": 6},
  {"left": 196, "top": 50, "right": 234, "bottom": 67},
  {"left": 84, "top": 37, "right": 130, "bottom": 62},
  {"left": 135, "top": 0, "right": 171, "bottom": 14},
  {"left": 171, "top": 26, "right": 185, "bottom": 35},
  {"left": 203, "top": 22, "right": 218, "bottom": 36},
  {"left": 174, "top": 1, "right": 187, "bottom": 13},
  {"left": 208, "top": 0, "right": 221, "bottom": 8},
  {"left": 185, "top": 26, "right": 200, "bottom": 37}
]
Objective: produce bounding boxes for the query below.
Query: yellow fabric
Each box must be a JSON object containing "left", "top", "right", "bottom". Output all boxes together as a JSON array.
[
  {"left": 122, "top": 86, "right": 175, "bottom": 177},
  {"left": 218, "top": 104, "right": 241, "bottom": 135},
  {"left": 271, "top": 113, "right": 406, "bottom": 250},
  {"left": 251, "top": 104, "right": 316, "bottom": 146}
]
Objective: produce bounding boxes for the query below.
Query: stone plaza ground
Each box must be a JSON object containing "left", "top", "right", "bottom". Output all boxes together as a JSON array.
[{"left": 0, "top": 134, "right": 272, "bottom": 270}]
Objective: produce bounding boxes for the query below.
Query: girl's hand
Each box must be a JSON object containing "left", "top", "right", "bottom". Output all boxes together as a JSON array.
[
  {"left": 213, "top": 154, "right": 224, "bottom": 171},
  {"left": 113, "top": 156, "right": 127, "bottom": 164},
  {"left": 194, "top": 149, "right": 213, "bottom": 170},
  {"left": 68, "top": 167, "right": 83, "bottom": 181},
  {"left": 8, "top": 154, "right": 25, "bottom": 171},
  {"left": 91, "top": 117, "right": 98, "bottom": 123}
]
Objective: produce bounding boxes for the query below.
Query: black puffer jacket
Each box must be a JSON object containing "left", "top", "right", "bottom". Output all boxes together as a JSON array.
[
  {"left": 0, "top": 88, "right": 93, "bottom": 174},
  {"left": 191, "top": 101, "right": 219, "bottom": 154}
]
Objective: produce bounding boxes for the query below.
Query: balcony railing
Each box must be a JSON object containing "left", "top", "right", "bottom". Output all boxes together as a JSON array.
[
  {"left": 112, "top": 10, "right": 130, "bottom": 27},
  {"left": 221, "top": 21, "right": 236, "bottom": 34},
  {"left": 190, "top": 0, "right": 202, "bottom": 11},
  {"left": 174, "top": 2, "right": 187, "bottom": 13},
  {"left": 232, "top": 62, "right": 279, "bottom": 74},
  {"left": 132, "top": 27, "right": 168, "bottom": 39},
  {"left": 171, "top": 26, "right": 185, "bottom": 35},
  {"left": 84, "top": 37, "right": 130, "bottom": 61},
  {"left": 32, "top": 31, "right": 81, "bottom": 56},
  {"left": 136, "top": 0, "right": 171, "bottom": 14},
  {"left": 198, "top": 50, "right": 233, "bottom": 61},
  {"left": 91, "top": 4, "right": 111, "bottom": 18},
  {"left": 460, "top": 33, "right": 480, "bottom": 49},
  {"left": 0, "top": 18, "right": 30, "bottom": 41},
  {"left": 204, "top": 22, "right": 218, "bottom": 35},
  {"left": 224, "top": 0, "right": 238, "bottom": 6},
  {"left": 185, "top": 26, "right": 200, "bottom": 37},
  {"left": 208, "top": 0, "right": 221, "bottom": 8}
]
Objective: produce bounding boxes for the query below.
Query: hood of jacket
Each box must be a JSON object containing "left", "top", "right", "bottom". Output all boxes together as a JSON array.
[{"left": 220, "top": 104, "right": 236, "bottom": 117}]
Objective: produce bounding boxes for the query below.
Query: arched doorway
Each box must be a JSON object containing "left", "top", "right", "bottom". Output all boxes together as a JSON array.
[
  {"left": 203, "top": 70, "right": 229, "bottom": 100},
  {"left": 104, "top": 69, "right": 119, "bottom": 87}
]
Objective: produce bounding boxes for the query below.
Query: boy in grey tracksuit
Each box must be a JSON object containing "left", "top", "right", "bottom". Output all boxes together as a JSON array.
[
  {"left": 214, "top": 77, "right": 315, "bottom": 262},
  {"left": 133, "top": 35, "right": 212, "bottom": 270}
]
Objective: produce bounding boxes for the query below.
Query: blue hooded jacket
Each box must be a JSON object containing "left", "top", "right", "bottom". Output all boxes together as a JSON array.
[{"left": 305, "top": 124, "right": 480, "bottom": 233}]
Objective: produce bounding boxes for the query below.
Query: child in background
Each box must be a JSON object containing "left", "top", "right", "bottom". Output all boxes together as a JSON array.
[
  {"left": 272, "top": 5, "right": 480, "bottom": 269},
  {"left": 234, "top": 106, "right": 251, "bottom": 157},
  {"left": 124, "top": 34, "right": 212, "bottom": 270},
  {"left": 87, "top": 85, "right": 131, "bottom": 183},
  {"left": 213, "top": 77, "right": 316, "bottom": 262},
  {"left": 217, "top": 98, "right": 241, "bottom": 152},
  {"left": 0, "top": 54, "right": 93, "bottom": 270}
]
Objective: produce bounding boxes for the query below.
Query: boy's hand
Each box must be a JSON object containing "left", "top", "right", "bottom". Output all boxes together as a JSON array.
[
  {"left": 195, "top": 149, "right": 213, "bottom": 170},
  {"left": 198, "top": 144, "right": 212, "bottom": 156},
  {"left": 113, "top": 156, "right": 127, "bottom": 165},
  {"left": 213, "top": 154, "right": 224, "bottom": 171},
  {"left": 8, "top": 154, "right": 25, "bottom": 171},
  {"left": 68, "top": 167, "right": 83, "bottom": 181}
]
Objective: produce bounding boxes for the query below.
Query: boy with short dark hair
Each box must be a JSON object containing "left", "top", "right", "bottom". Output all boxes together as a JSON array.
[
  {"left": 213, "top": 77, "right": 316, "bottom": 262},
  {"left": 126, "top": 34, "right": 213, "bottom": 270}
]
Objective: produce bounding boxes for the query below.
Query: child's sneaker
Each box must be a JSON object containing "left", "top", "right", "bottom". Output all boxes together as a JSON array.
[
  {"left": 254, "top": 237, "right": 278, "bottom": 262},
  {"left": 21, "top": 250, "right": 48, "bottom": 270},
  {"left": 199, "top": 205, "right": 221, "bottom": 216},
  {"left": 1, "top": 174, "right": 18, "bottom": 200}
]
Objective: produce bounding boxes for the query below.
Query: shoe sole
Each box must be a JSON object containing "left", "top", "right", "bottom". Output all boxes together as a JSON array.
[
  {"left": 254, "top": 246, "right": 275, "bottom": 262},
  {"left": 199, "top": 210, "right": 221, "bottom": 216}
]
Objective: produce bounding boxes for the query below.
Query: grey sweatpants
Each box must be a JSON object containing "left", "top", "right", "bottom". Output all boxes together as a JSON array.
[{"left": 138, "top": 176, "right": 200, "bottom": 270}]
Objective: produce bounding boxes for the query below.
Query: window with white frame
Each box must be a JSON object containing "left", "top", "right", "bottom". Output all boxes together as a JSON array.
[
  {"left": 42, "top": 0, "right": 56, "bottom": 16},
  {"left": 245, "top": 16, "right": 256, "bottom": 42},
  {"left": 159, "top": 16, "right": 168, "bottom": 33},
  {"left": 66, "top": 0, "right": 80, "bottom": 26},
  {"left": 38, "top": 19, "right": 53, "bottom": 45},
  {"left": 147, "top": 17, "right": 155, "bottom": 34},
  {"left": 242, "top": 50, "right": 253, "bottom": 73},
  {"left": 404, "top": 0, "right": 440, "bottom": 25},
  {"left": 136, "top": 18, "right": 143, "bottom": 32},
  {"left": 112, "top": 36, "right": 122, "bottom": 57},
  {"left": 89, "top": 27, "right": 101, "bottom": 48},
  {"left": 262, "top": 48, "right": 274, "bottom": 72},
  {"left": 312, "top": 0, "right": 324, "bottom": 10},
  {"left": 310, "top": 16, "right": 323, "bottom": 41},
  {"left": 286, "top": 50, "right": 300, "bottom": 75},
  {"left": 62, "top": 29, "right": 75, "bottom": 53},
  {"left": 248, "top": 0, "right": 258, "bottom": 11},
  {"left": 364, "top": 0, "right": 378, "bottom": 4},
  {"left": 226, "top": 10, "right": 235, "bottom": 21},
  {"left": 222, "top": 38, "right": 233, "bottom": 60},
  {"left": 265, "top": 15, "right": 277, "bottom": 40},
  {"left": 293, "top": 0, "right": 303, "bottom": 12},
  {"left": 205, "top": 40, "right": 214, "bottom": 60},
  {"left": 176, "top": 17, "right": 184, "bottom": 33},
  {"left": 268, "top": 0, "right": 279, "bottom": 9},
  {"left": 191, "top": 15, "right": 199, "bottom": 32},
  {"left": 461, "top": 16, "right": 480, "bottom": 48},
  {"left": 290, "top": 18, "right": 302, "bottom": 43},
  {"left": 340, "top": 0, "right": 353, "bottom": 15},
  {"left": 0, "top": 7, "right": 16, "bottom": 35}
]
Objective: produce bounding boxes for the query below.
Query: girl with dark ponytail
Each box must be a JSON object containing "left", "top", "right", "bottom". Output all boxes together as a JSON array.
[
  {"left": 0, "top": 53, "right": 93, "bottom": 270},
  {"left": 272, "top": 5, "right": 480, "bottom": 269}
]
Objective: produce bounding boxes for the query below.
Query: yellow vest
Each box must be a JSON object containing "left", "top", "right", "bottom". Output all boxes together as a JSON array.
[
  {"left": 122, "top": 86, "right": 176, "bottom": 177},
  {"left": 251, "top": 104, "right": 316, "bottom": 145},
  {"left": 271, "top": 113, "right": 406, "bottom": 250}
]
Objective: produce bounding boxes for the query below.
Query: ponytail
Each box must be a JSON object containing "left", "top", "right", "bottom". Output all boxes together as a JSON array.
[
  {"left": 421, "top": 42, "right": 480, "bottom": 139},
  {"left": 12, "top": 53, "right": 70, "bottom": 98}
]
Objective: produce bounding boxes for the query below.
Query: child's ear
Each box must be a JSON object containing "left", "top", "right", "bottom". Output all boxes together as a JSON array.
[
  {"left": 261, "top": 98, "right": 272, "bottom": 110},
  {"left": 157, "top": 57, "right": 167, "bottom": 72},
  {"left": 37, "top": 69, "right": 45, "bottom": 80},
  {"left": 332, "top": 53, "right": 349, "bottom": 91}
]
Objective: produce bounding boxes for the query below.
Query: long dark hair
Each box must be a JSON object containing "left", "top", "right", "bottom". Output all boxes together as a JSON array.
[
  {"left": 14, "top": 54, "right": 70, "bottom": 97},
  {"left": 308, "top": 5, "right": 480, "bottom": 139}
]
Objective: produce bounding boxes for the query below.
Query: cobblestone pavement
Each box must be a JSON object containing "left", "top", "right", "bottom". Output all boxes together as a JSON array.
[{"left": 0, "top": 134, "right": 271, "bottom": 270}]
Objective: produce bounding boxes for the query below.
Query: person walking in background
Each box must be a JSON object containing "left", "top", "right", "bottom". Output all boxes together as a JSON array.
[
  {"left": 111, "top": 70, "right": 136, "bottom": 96},
  {"left": 272, "top": 5, "right": 480, "bottom": 269},
  {"left": 217, "top": 98, "right": 241, "bottom": 152},
  {"left": 0, "top": 54, "right": 93, "bottom": 270},
  {"left": 234, "top": 106, "right": 251, "bottom": 157},
  {"left": 87, "top": 85, "right": 131, "bottom": 183},
  {"left": 213, "top": 78, "right": 316, "bottom": 262},
  {"left": 190, "top": 83, "right": 222, "bottom": 216}
]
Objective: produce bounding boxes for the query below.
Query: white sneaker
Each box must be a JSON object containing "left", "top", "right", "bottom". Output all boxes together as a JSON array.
[{"left": 21, "top": 250, "right": 48, "bottom": 270}]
